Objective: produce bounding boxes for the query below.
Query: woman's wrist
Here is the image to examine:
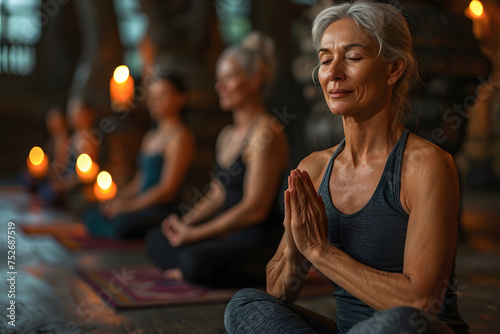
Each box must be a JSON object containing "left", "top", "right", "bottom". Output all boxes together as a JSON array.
[
  {"left": 284, "top": 245, "right": 306, "bottom": 265},
  {"left": 180, "top": 213, "right": 194, "bottom": 225},
  {"left": 188, "top": 225, "right": 205, "bottom": 243},
  {"left": 120, "top": 198, "right": 139, "bottom": 214},
  {"left": 305, "top": 242, "right": 331, "bottom": 269}
]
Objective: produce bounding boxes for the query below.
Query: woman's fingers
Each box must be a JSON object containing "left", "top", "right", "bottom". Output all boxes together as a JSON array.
[
  {"left": 296, "top": 170, "right": 326, "bottom": 213},
  {"left": 284, "top": 189, "right": 299, "bottom": 252},
  {"left": 301, "top": 170, "right": 317, "bottom": 195},
  {"left": 284, "top": 190, "right": 291, "bottom": 222}
]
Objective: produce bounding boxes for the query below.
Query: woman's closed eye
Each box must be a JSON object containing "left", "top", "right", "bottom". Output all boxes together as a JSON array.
[{"left": 346, "top": 53, "right": 362, "bottom": 61}]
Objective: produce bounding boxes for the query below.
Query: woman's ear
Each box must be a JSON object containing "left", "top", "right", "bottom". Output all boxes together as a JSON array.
[{"left": 387, "top": 58, "right": 406, "bottom": 86}]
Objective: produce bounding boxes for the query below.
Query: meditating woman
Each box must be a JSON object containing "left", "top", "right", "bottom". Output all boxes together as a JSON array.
[
  {"left": 225, "top": 1, "right": 469, "bottom": 333},
  {"left": 37, "top": 107, "right": 70, "bottom": 206},
  {"left": 146, "top": 32, "right": 289, "bottom": 288},
  {"left": 46, "top": 98, "right": 99, "bottom": 199},
  {"left": 85, "top": 73, "right": 195, "bottom": 239}
]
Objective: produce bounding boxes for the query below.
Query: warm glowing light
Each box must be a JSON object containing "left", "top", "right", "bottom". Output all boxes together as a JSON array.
[
  {"left": 76, "top": 155, "right": 99, "bottom": 183},
  {"left": 110, "top": 65, "right": 134, "bottom": 108},
  {"left": 94, "top": 171, "right": 117, "bottom": 201},
  {"left": 76, "top": 154, "right": 92, "bottom": 173},
  {"left": 113, "top": 65, "right": 130, "bottom": 84},
  {"left": 469, "top": 0, "right": 484, "bottom": 17},
  {"left": 97, "top": 171, "right": 112, "bottom": 190},
  {"left": 27, "top": 147, "right": 48, "bottom": 178},
  {"left": 29, "top": 146, "right": 44, "bottom": 166}
]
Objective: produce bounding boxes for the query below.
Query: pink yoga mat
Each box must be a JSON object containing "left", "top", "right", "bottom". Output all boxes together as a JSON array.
[
  {"left": 77, "top": 266, "right": 237, "bottom": 308},
  {"left": 77, "top": 266, "right": 334, "bottom": 309}
]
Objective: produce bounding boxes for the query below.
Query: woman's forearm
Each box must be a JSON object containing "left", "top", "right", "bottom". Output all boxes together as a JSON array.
[
  {"left": 124, "top": 184, "right": 177, "bottom": 212},
  {"left": 116, "top": 175, "right": 140, "bottom": 199},
  {"left": 181, "top": 190, "right": 225, "bottom": 226},
  {"left": 266, "top": 242, "right": 312, "bottom": 303},
  {"left": 181, "top": 180, "right": 226, "bottom": 225},
  {"left": 191, "top": 198, "right": 271, "bottom": 241},
  {"left": 307, "top": 244, "right": 443, "bottom": 313}
]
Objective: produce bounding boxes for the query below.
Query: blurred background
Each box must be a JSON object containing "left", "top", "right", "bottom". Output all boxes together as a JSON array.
[{"left": 0, "top": 0, "right": 499, "bottom": 192}]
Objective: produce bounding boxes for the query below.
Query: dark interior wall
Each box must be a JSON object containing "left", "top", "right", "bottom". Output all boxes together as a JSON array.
[
  {"left": 0, "top": 0, "right": 82, "bottom": 177},
  {"left": 0, "top": 0, "right": 489, "bottom": 181}
]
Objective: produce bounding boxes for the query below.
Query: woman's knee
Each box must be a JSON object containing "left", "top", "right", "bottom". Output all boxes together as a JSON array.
[
  {"left": 224, "top": 289, "right": 275, "bottom": 332},
  {"left": 228, "top": 288, "right": 272, "bottom": 308},
  {"left": 349, "top": 306, "right": 443, "bottom": 334}
]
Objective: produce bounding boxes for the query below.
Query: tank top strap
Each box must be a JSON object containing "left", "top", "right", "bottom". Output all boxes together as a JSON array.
[
  {"left": 392, "top": 129, "right": 411, "bottom": 215},
  {"left": 318, "top": 139, "right": 346, "bottom": 195},
  {"left": 238, "top": 113, "right": 266, "bottom": 154},
  {"left": 215, "top": 113, "right": 266, "bottom": 172}
]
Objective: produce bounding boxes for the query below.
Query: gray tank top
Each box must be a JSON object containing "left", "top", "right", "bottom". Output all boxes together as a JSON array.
[{"left": 318, "top": 129, "right": 468, "bottom": 333}]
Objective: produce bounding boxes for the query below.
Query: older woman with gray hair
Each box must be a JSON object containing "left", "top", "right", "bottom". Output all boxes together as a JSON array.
[
  {"left": 145, "top": 31, "right": 289, "bottom": 288},
  {"left": 224, "top": 1, "right": 469, "bottom": 333}
]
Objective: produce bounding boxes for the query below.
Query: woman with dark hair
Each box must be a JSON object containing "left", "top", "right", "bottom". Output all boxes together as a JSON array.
[
  {"left": 145, "top": 32, "right": 289, "bottom": 288},
  {"left": 224, "top": 1, "right": 469, "bottom": 333},
  {"left": 84, "top": 73, "right": 195, "bottom": 239}
]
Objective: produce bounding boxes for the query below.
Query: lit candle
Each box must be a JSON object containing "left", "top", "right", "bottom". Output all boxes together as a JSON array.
[
  {"left": 465, "top": 0, "right": 491, "bottom": 55},
  {"left": 27, "top": 146, "right": 49, "bottom": 178},
  {"left": 467, "top": 0, "right": 484, "bottom": 18},
  {"left": 93, "top": 171, "right": 117, "bottom": 201},
  {"left": 110, "top": 65, "right": 134, "bottom": 108},
  {"left": 76, "top": 154, "right": 99, "bottom": 183}
]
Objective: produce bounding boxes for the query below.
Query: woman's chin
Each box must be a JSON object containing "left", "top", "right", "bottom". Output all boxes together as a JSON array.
[
  {"left": 219, "top": 102, "right": 234, "bottom": 112},
  {"left": 327, "top": 102, "right": 356, "bottom": 117}
]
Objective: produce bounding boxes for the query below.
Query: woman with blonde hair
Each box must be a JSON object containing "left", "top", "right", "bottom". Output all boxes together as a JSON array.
[{"left": 146, "top": 32, "right": 289, "bottom": 288}]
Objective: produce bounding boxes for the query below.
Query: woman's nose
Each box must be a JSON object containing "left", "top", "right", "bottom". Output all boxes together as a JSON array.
[{"left": 328, "top": 60, "right": 346, "bottom": 81}]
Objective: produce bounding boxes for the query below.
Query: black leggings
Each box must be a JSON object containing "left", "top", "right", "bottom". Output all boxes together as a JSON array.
[{"left": 145, "top": 226, "right": 277, "bottom": 288}]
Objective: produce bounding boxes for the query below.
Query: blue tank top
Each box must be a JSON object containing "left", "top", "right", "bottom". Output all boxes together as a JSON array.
[
  {"left": 138, "top": 153, "right": 164, "bottom": 193},
  {"left": 318, "top": 129, "right": 468, "bottom": 333}
]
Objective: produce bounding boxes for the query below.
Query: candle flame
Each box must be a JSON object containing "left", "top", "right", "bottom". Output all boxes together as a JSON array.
[
  {"left": 113, "top": 65, "right": 130, "bottom": 84},
  {"left": 29, "top": 146, "right": 45, "bottom": 166},
  {"left": 76, "top": 154, "right": 92, "bottom": 172},
  {"left": 469, "top": 0, "right": 483, "bottom": 17},
  {"left": 97, "top": 171, "right": 113, "bottom": 190}
]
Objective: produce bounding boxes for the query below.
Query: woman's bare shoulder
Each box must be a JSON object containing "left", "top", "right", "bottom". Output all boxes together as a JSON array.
[
  {"left": 402, "top": 133, "right": 458, "bottom": 194},
  {"left": 297, "top": 145, "right": 340, "bottom": 189},
  {"left": 404, "top": 133, "right": 456, "bottom": 173},
  {"left": 215, "top": 124, "right": 233, "bottom": 151}
]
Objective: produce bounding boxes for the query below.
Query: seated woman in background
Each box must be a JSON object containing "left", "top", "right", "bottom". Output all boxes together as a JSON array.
[
  {"left": 48, "top": 98, "right": 99, "bottom": 198},
  {"left": 146, "top": 32, "right": 289, "bottom": 288},
  {"left": 85, "top": 73, "right": 195, "bottom": 239},
  {"left": 37, "top": 106, "right": 70, "bottom": 206}
]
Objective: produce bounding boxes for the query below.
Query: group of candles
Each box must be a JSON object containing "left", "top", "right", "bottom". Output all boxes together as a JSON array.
[
  {"left": 25, "top": 65, "right": 133, "bottom": 201},
  {"left": 27, "top": 147, "right": 117, "bottom": 201},
  {"left": 76, "top": 153, "right": 117, "bottom": 201},
  {"left": 25, "top": 0, "right": 487, "bottom": 199}
]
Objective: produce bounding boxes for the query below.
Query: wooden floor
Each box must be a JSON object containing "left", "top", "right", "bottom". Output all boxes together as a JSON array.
[{"left": 0, "top": 187, "right": 499, "bottom": 333}]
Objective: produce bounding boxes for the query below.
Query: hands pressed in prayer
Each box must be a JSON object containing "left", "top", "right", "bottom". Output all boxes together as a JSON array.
[{"left": 286, "top": 169, "right": 329, "bottom": 258}]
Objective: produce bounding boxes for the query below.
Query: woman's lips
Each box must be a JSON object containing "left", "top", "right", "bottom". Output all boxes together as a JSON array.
[{"left": 329, "top": 89, "right": 353, "bottom": 98}]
